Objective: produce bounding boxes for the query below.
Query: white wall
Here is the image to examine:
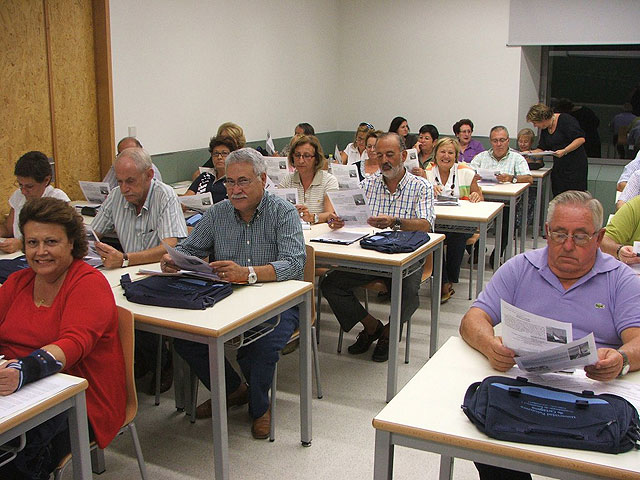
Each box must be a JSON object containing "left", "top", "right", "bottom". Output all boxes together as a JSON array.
[
  {"left": 110, "top": 0, "right": 339, "bottom": 154},
  {"left": 110, "top": 0, "right": 538, "bottom": 154},
  {"left": 337, "top": 0, "right": 530, "bottom": 138}
]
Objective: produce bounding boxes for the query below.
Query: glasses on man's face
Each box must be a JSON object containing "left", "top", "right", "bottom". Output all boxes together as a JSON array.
[
  {"left": 212, "top": 151, "right": 230, "bottom": 158},
  {"left": 490, "top": 138, "right": 509, "bottom": 144},
  {"left": 224, "top": 177, "right": 256, "bottom": 189},
  {"left": 548, "top": 231, "right": 597, "bottom": 247},
  {"left": 14, "top": 181, "right": 37, "bottom": 191},
  {"left": 293, "top": 153, "right": 315, "bottom": 161}
]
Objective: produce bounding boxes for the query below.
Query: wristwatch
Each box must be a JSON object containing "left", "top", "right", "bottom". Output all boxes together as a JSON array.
[
  {"left": 247, "top": 266, "right": 258, "bottom": 284},
  {"left": 618, "top": 350, "right": 630, "bottom": 377},
  {"left": 511, "top": 176, "right": 518, "bottom": 184},
  {"left": 121, "top": 252, "right": 129, "bottom": 268},
  {"left": 393, "top": 218, "right": 402, "bottom": 231}
]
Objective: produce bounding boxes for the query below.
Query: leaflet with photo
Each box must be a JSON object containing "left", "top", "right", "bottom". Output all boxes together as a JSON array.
[
  {"left": 403, "top": 148, "right": 419, "bottom": 171},
  {"left": 330, "top": 164, "right": 360, "bottom": 190},
  {"left": 78, "top": 181, "right": 110, "bottom": 204},
  {"left": 179, "top": 192, "right": 213, "bottom": 211},
  {"left": 265, "top": 156, "right": 290, "bottom": 185},
  {"left": 162, "top": 240, "right": 215, "bottom": 275},
  {"left": 475, "top": 168, "right": 500, "bottom": 185},
  {"left": 269, "top": 188, "right": 299, "bottom": 205},
  {"left": 327, "top": 189, "right": 371, "bottom": 227}
]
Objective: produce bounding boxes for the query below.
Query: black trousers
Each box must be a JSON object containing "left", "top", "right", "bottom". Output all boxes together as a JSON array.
[{"left": 475, "top": 463, "right": 532, "bottom": 480}]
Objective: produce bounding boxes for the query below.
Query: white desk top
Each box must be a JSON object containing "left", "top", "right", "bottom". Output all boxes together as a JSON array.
[
  {"left": 531, "top": 167, "right": 552, "bottom": 179},
  {"left": 435, "top": 200, "right": 504, "bottom": 223},
  {"left": 479, "top": 182, "right": 530, "bottom": 197},
  {"left": 111, "top": 274, "right": 312, "bottom": 338},
  {"left": 373, "top": 336, "right": 640, "bottom": 479},
  {"left": 304, "top": 223, "right": 445, "bottom": 267}
]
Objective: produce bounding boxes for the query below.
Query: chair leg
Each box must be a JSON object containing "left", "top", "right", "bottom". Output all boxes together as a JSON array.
[
  {"left": 269, "top": 363, "right": 277, "bottom": 442},
  {"left": 364, "top": 289, "right": 369, "bottom": 311},
  {"left": 404, "top": 317, "right": 411, "bottom": 364},
  {"left": 337, "top": 328, "right": 344, "bottom": 353},
  {"left": 468, "top": 244, "right": 475, "bottom": 300},
  {"left": 311, "top": 326, "right": 323, "bottom": 399},
  {"left": 128, "top": 422, "right": 149, "bottom": 480},
  {"left": 189, "top": 370, "right": 199, "bottom": 423},
  {"left": 154, "top": 335, "right": 163, "bottom": 406},
  {"left": 91, "top": 448, "right": 106, "bottom": 474}
]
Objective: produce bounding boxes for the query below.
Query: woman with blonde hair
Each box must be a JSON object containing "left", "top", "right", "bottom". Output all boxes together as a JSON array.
[{"left": 341, "top": 123, "right": 374, "bottom": 164}]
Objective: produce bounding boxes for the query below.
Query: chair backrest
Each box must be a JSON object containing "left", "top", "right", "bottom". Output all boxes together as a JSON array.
[{"left": 117, "top": 306, "right": 138, "bottom": 426}]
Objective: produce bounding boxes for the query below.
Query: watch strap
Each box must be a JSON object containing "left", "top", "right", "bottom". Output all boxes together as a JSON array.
[
  {"left": 618, "top": 349, "right": 630, "bottom": 376},
  {"left": 122, "top": 252, "right": 129, "bottom": 268}
]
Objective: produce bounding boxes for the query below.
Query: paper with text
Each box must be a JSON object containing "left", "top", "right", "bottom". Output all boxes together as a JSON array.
[{"left": 328, "top": 189, "right": 371, "bottom": 227}]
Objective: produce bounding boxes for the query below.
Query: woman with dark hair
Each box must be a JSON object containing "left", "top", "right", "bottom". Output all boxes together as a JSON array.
[
  {"left": 279, "top": 123, "right": 316, "bottom": 157},
  {"left": 410, "top": 124, "right": 440, "bottom": 177},
  {"left": 0, "top": 197, "right": 126, "bottom": 480},
  {"left": 279, "top": 135, "right": 338, "bottom": 224},
  {"left": 388, "top": 116, "right": 417, "bottom": 148},
  {"left": 0, "top": 151, "right": 69, "bottom": 254},
  {"left": 453, "top": 118, "right": 485, "bottom": 163},
  {"left": 186, "top": 135, "right": 238, "bottom": 204},
  {"left": 526, "top": 103, "right": 588, "bottom": 196},
  {"left": 194, "top": 122, "right": 246, "bottom": 179},
  {"left": 341, "top": 123, "right": 374, "bottom": 164}
]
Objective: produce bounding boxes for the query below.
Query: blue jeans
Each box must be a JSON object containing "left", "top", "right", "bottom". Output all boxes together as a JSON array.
[{"left": 174, "top": 306, "right": 299, "bottom": 419}]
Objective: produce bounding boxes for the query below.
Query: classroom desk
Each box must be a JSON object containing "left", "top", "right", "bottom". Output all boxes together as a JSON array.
[
  {"left": 372, "top": 336, "right": 640, "bottom": 480},
  {"left": 111, "top": 273, "right": 314, "bottom": 480},
  {"left": 304, "top": 224, "right": 445, "bottom": 402},
  {"left": 531, "top": 168, "right": 552, "bottom": 249},
  {"left": 479, "top": 183, "right": 529, "bottom": 262},
  {"left": 0, "top": 374, "right": 91, "bottom": 480},
  {"left": 434, "top": 200, "right": 504, "bottom": 298}
]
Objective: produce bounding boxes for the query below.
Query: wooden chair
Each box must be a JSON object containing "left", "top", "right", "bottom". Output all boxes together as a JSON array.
[
  {"left": 54, "top": 306, "right": 148, "bottom": 479},
  {"left": 336, "top": 254, "right": 433, "bottom": 364}
]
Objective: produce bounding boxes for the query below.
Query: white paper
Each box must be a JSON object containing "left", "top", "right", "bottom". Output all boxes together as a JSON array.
[
  {"left": 0, "top": 375, "right": 78, "bottom": 421},
  {"left": 327, "top": 189, "right": 371, "bottom": 227},
  {"left": 434, "top": 194, "right": 459, "bottom": 206},
  {"left": 514, "top": 333, "right": 598, "bottom": 374},
  {"left": 330, "top": 164, "right": 360, "bottom": 190},
  {"left": 78, "top": 181, "right": 110, "bottom": 204},
  {"left": 475, "top": 168, "right": 500, "bottom": 184},
  {"left": 403, "top": 148, "right": 419, "bottom": 171},
  {"left": 311, "top": 230, "right": 368, "bottom": 244},
  {"left": 137, "top": 268, "right": 222, "bottom": 282},
  {"left": 266, "top": 131, "right": 276, "bottom": 156},
  {"left": 265, "top": 176, "right": 276, "bottom": 190},
  {"left": 162, "top": 240, "right": 214, "bottom": 274},
  {"left": 83, "top": 227, "right": 102, "bottom": 267},
  {"left": 632, "top": 241, "right": 640, "bottom": 255},
  {"left": 199, "top": 166, "right": 215, "bottom": 175},
  {"left": 179, "top": 192, "right": 213, "bottom": 211},
  {"left": 265, "top": 157, "right": 290, "bottom": 185},
  {"left": 523, "top": 150, "right": 555, "bottom": 157},
  {"left": 269, "top": 188, "right": 299, "bottom": 205},
  {"left": 334, "top": 145, "right": 342, "bottom": 164}
]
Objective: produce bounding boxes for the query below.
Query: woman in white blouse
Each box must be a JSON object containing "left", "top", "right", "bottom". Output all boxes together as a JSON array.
[
  {"left": 340, "top": 123, "right": 374, "bottom": 165},
  {"left": 279, "top": 135, "right": 338, "bottom": 224}
]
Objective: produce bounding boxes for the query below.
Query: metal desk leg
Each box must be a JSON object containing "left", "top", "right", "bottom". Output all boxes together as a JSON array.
[
  {"left": 68, "top": 391, "right": 92, "bottom": 480},
  {"left": 503, "top": 197, "right": 516, "bottom": 261},
  {"left": 439, "top": 455, "right": 454, "bottom": 480},
  {"left": 533, "top": 176, "right": 543, "bottom": 248},
  {"left": 520, "top": 188, "right": 528, "bottom": 254},
  {"left": 476, "top": 223, "right": 487, "bottom": 298},
  {"left": 299, "top": 290, "right": 313, "bottom": 446},
  {"left": 429, "top": 245, "right": 442, "bottom": 357},
  {"left": 494, "top": 211, "right": 503, "bottom": 271},
  {"left": 373, "top": 429, "right": 393, "bottom": 480},
  {"left": 208, "top": 339, "right": 228, "bottom": 480},
  {"left": 542, "top": 174, "right": 551, "bottom": 228},
  {"left": 386, "top": 266, "right": 403, "bottom": 402}
]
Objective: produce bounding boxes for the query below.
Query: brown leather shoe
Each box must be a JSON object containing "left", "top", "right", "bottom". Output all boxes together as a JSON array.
[
  {"left": 195, "top": 383, "right": 249, "bottom": 419},
  {"left": 251, "top": 409, "right": 271, "bottom": 439}
]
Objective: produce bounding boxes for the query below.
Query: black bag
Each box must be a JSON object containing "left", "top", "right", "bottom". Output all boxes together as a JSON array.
[
  {"left": 0, "top": 255, "right": 29, "bottom": 283},
  {"left": 120, "top": 274, "right": 233, "bottom": 310},
  {"left": 462, "top": 375, "right": 640, "bottom": 454},
  {"left": 359, "top": 230, "right": 430, "bottom": 254}
]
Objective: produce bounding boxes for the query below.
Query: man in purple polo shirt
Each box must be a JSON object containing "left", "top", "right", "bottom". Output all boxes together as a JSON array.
[{"left": 460, "top": 190, "right": 640, "bottom": 480}]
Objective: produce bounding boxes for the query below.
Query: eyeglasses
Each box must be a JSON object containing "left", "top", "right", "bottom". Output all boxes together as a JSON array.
[
  {"left": 490, "top": 138, "right": 509, "bottom": 144},
  {"left": 224, "top": 177, "right": 257, "bottom": 189},
  {"left": 548, "top": 231, "right": 598, "bottom": 246},
  {"left": 293, "top": 153, "right": 315, "bottom": 161},
  {"left": 211, "top": 151, "right": 230, "bottom": 158},
  {"left": 14, "top": 181, "right": 37, "bottom": 191}
]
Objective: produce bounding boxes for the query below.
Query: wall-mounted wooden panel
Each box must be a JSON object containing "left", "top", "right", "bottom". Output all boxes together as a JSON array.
[
  {"left": 48, "top": 0, "right": 101, "bottom": 201},
  {"left": 0, "top": 1, "right": 53, "bottom": 216}
]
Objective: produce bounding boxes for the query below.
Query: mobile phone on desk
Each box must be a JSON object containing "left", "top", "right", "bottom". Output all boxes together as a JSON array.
[{"left": 186, "top": 213, "right": 203, "bottom": 226}]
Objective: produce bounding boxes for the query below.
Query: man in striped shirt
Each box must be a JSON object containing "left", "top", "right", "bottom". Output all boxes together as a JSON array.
[
  {"left": 322, "top": 132, "right": 435, "bottom": 362},
  {"left": 92, "top": 147, "right": 187, "bottom": 393},
  {"left": 161, "top": 148, "right": 306, "bottom": 439}
]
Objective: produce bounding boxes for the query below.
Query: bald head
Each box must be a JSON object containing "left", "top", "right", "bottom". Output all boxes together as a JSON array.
[{"left": 117, "top": 137, "right": 143, "bottom": 154}]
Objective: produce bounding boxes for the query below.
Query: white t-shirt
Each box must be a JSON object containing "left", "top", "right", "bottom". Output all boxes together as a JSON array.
[
  {"left": 343, "top": 142, "right": 368, "bottom": 165},
  {"left": 9, "top": 185, "right": 70, "bottom": 239}
]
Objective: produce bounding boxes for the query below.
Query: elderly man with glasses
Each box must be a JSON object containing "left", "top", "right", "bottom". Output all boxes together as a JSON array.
[
  {"left": 460, "top": 190, "right": 640, "bottom": 480},
  {"left": 470, "top": 125, "right": 532, "bottom": 265}
]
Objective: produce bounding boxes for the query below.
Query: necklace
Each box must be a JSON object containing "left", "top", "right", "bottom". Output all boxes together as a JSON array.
[{"left": 35, "top": 298, "right": 48, "bottom": 308}]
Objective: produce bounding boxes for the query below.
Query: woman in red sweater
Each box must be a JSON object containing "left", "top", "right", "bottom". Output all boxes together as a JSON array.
[{"left": 0, "top": 197, "right": 126, "bottom": 480}]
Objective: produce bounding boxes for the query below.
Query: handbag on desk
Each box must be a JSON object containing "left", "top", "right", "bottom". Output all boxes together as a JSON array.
[
  {"left": 462, "top": 375, "right": 640, "bottom": 454},
  {"left": 120, "top": 273, "right": 233, "bottom": 310},
  {"left": 359, "top": 230, "right": 430, "bottom": 254}
]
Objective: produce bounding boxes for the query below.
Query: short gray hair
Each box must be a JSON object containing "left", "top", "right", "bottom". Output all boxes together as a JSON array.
[
  {"left": 225, "top": 147, "right": 267, "bottom": 176},
  {"left": 376, "top": 132, "right": 406, "bottom": 151},
  {"left": 547, "top": 190, "right": 603, "bottom": 231},
  {"left": 490, "top": 125, "right": 509, "bottom": 137},
  {"left": 116, "top": 147, "right": 153, "bottom": 172}
]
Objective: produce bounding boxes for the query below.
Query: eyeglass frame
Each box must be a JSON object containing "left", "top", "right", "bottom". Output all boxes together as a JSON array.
[
  {"left": 546, "top": 227, "right": 599, "bottom": 246},
  {"left": 223, "top": 175, "right": 260, "bottom": 189}
]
